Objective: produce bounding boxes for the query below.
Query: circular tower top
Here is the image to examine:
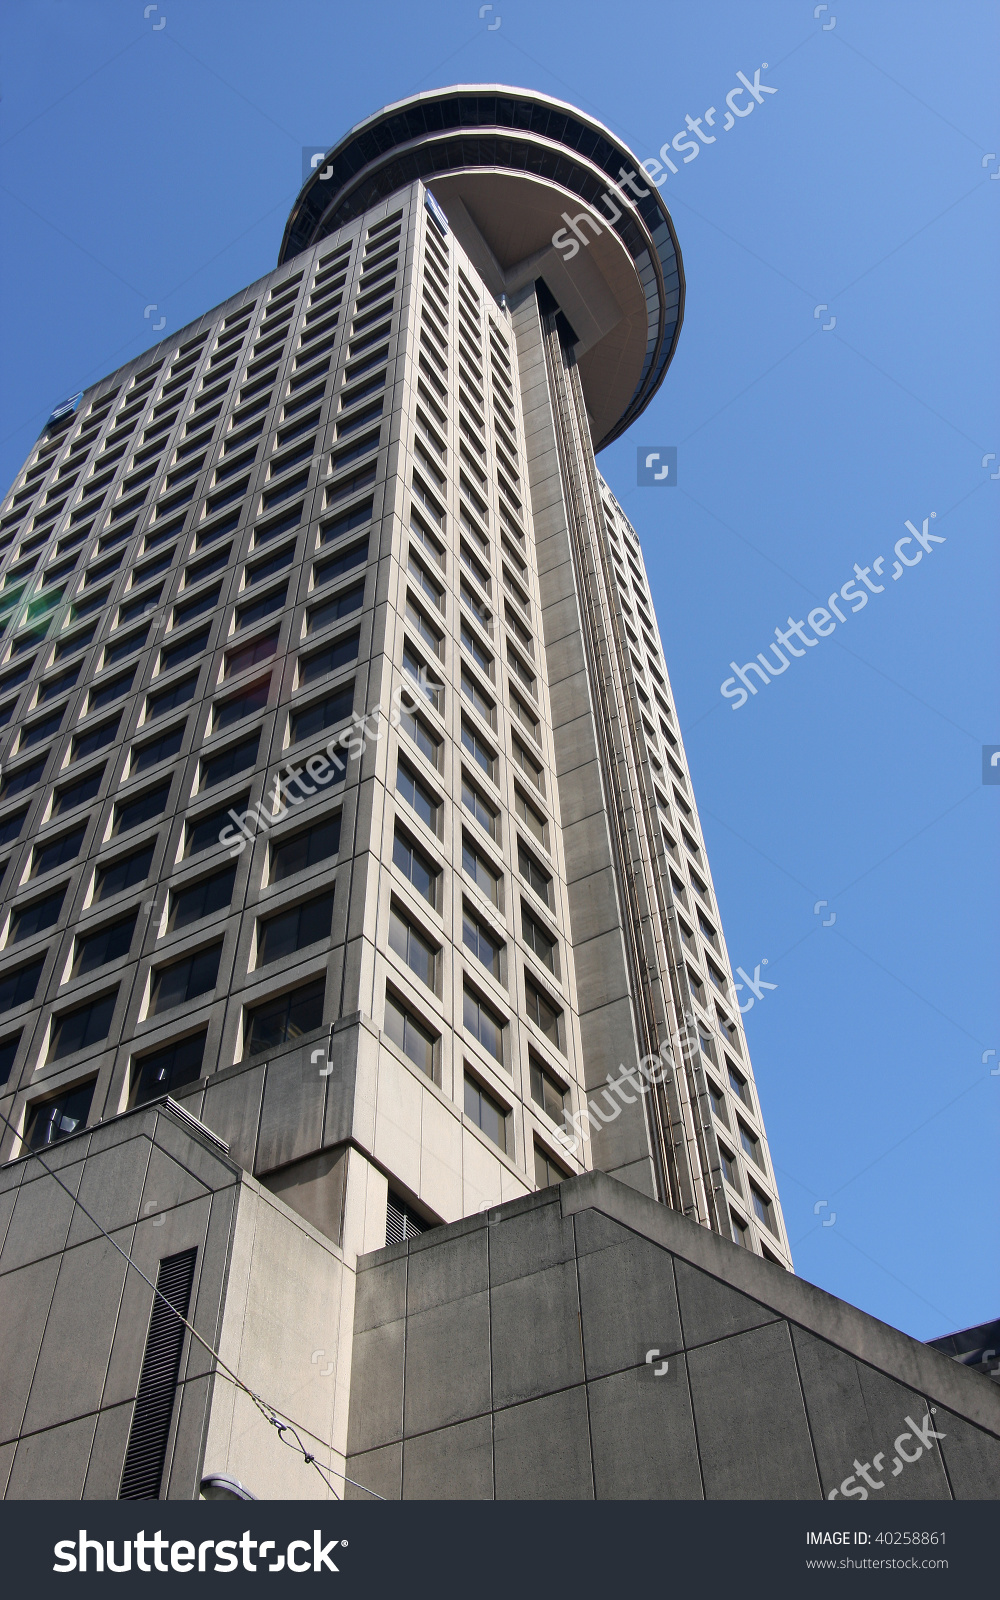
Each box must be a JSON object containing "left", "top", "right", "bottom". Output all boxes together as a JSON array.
[{"left": 279, "top": 85, "right": 684, "bottom": 450}]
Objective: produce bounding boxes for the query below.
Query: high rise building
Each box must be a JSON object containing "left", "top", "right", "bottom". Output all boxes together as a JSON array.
[
  {"left": 7, "top": 89, "right": 991, "bottom": 1505},
  {"left": 0, "top": 86, "right": 789, "bottom": 1272}
]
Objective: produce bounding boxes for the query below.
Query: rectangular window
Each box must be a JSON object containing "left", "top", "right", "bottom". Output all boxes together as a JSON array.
[
  {"left": 131, "top": 722, "right": 185, "bottom": 775},
  {"left": 299, "top": 628, "right": 360, "bottom": 685},
  {"left": 10, "top": 888, "right": 66, "bottom": 942},
  {"left": 728, "top": 1063, "right": 751, "bottom": 1107},
  {"left": 146, "top": 673, "right": 197, "bottom": 720},
  {"left": 460, "top": 620, "right": 493, "bottom": 678},
  {"left": 225, "top": 629, "right": 279, "bottom": 678},
  {"left": 739, "top": 1120, "right": 763, "bottom": 1169},
  {"left": 395, "top": 759, "right": 440, "bottom": 834},
  {"left": 1, "top": 757, "right": 47, "bottom": 799},
  {"left": 509, "top": 689, "right": 540, "bottom": 742},
  {"left": 160, "top": 626, "right": 210, "bottom": 674},
  {"left": 94, "top": 842, "right": 155, "bottom": 902},
  {"left": 521, "top": 903, "right": 557, "bottom": 973},
  {"left": 72, "top": 912, "right": 137, "bottom": 977},
  {"left": 512, "top": 738, "right": 543, "bottom": 792},
  {"left": 0, "top": 956, "right": 45, "bottom": 1014},
  {"left": 245, "top": 976, "right": 325, "bottom": 1054},
  {"left": 462, "top": 834, "right": 501, "bottom": 907},
  {"left": 707, "top": 1081, "right": 728, "bottom": 1127},
  {"left": 257, "top": 891, "right": 334, "bottom": 964},
  {"left": 513, "top": 788, "right": 547, "bottom": 847},
  {"left": 408, "top": 551, "right": 444, "bottom": 610},
  {"left": 52, "top": 767, "right": 105, "bottom": 816},
  {"left": 402, "top": 643, "right": 444, "bottom": 712},
  {"left": 530, "top": 1055, "right": 566, "bottom": 1122},
  {"left": 409, "top": 512, "right": 444, "bottom": 567},
  {"left": 517, "top": 841, "right": 551, "bottom": 907},
  {"left": 383, "top": 989, "right": 437, "bottom": 1078},
  {"left": 0, "top": 1032, "right": 21, "bottom": 1088},
  {"left": 398, "top": 700, "right": 442, "bottom": 769},
  {"left": 0, "top": 808, "right": 28, "bottom": 848},
  {"left": 31, "top": 824, "right": 87, "bottom": 877},
  {"left": 750, "top": 1184, "right": 777, "bottom": 1235},
  {"left": 464, "top": 1072, "right": 508, "bottom": 1152},
  {"left": 462, "top": 775, "right": 499, "bottom": 840},
  {"left": 463, "top": 984, "right": 505, "bottom": 1065},
  {"left": 24, "top": 1079, "right": 96, "bottom": 1149},
  {"left": 534, "top": 1141, "right": 570, "bottom": 1191},
  {"left": 235, "top": 585, "right": 286, "bottom": 631},
  {"left": 186, "top": 795, "right": 249, "bottom": 857},
  {"left": 387, "top": 903, "right": 437, "bottom": 989},
  {"left": 214, "top": 676, "right": 270, "bottom": 731},
  {"left": 460, "top": 718, "right": 496, "bottom": 781},
  {"left": 200, "top": 733, "right": 259, "bottom": 790},
  {"left": 246, "top": 543, "right": 295, "bottom": 586},
  {"left": 129, "top": 1031, "right": 206, "bottom": 1108},
  {"left": 49, "top": 991, "right": 117, "bottom": 1060},
  {"left": 149, "top": 943, "right": 222, "bottom": 1013},
  {"left": 168, "top": 866, "right": 237, "bottom": 932},
  {"left": 290, "top": 684, "right": 354, "bottom": 745},
  {"left": 404, "top": 595, "right": 444, "bottom": 658},
  {"left": 114, "top": 781, "right": 170, "bottom": 835},
  {"left": 270, "top": 812, "right": 341, "bottom": 881},
  {"left": 459, "top": 668, "right": 495, "bottom": 729},
  {"left": 524, "top": 976, "right": 563, "bottom": 1050},
  {"left": 315, "top": 539, "right": 368, "bottom": 588},
  {"left": 719, "top": 1144, "right": 740, "bottom": 1193},
  {"left": 462, "top": 904, "right": 502, "bottom": 978}
]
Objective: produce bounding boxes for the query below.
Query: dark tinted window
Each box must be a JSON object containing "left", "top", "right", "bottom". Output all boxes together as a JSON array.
[
  {"left": 128, "top": 1032, "right": 206, "bottom": 1109},
  {"left": 94, "top": 842, "right": 155, "bottom": 901},
  {"left": 168, "top": 866, "right": 237, "bottom": 931},
  {"left": 270, "top": 814, "right": 341, "bottom": 881},
  {"left": 150, "top": 943, "right": 222, "bottom": 1013},
  {"left": 72, "top": 913, "right": 137, "bottom": 977},
  {"left": 25, "top": 1079, "right": 95, "bottom": 1150},
  {"left": 245, "top": 977, "right": 325, "bottom": 1053},
  {"left": 49, "top": 992, "right": 117, "bottom": 1059},
  {"left": 258, "top": 892, "right": 334, "bottom": 964}
]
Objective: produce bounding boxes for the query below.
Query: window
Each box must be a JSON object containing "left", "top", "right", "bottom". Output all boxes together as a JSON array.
[
  {"left": 464, "top": 1072, "right": 508, "bottom": 1153},
  {"left": 524, "top": 976, "right": 563, "bottom": 1050},
  {"left": 687, "top": 967, "right": 705, "bottom": 1008},
  {"left": 407, "top": 550, "right": 444, "bottom": 610},
  {"left": 402, "top": 643, "right": 443, "bottom": 711},
  {"left": 10, "top": 888, "right": 65, "bottom": 942},
  {"left": 0, "top": 1033, "right": 21, "bottom": 1088},
  {"left": 404, "top": 596, "right": 444, "bottom": 659},
  {"left": 460, "top": 718, "right": 496, "bottom": 781},
  {"left": 512, "top": 738, "right": 543, "bottom": 791},
  {"left": 388, "top": 904, "right": 437, "bottom": 989},
  {"left": 462, "top": 835, "right": 501, "bottom": 906},
  {"left": 534, "top": 1141, "right": 570, "bottom": 1191},
  {"left": 460, "top": 668, "right": 495, "bottom": 728},
  {"left": 730, "top": 1211, "right": 750, "bottom": 1248},
  {"left": 750, "top": 1184, "right": 777, "bottom": 1235},
  {"left": 299, "top": 628, "right": 360, "bottom": 685},
  {"left": 149, "top": 943, "right": 222, "bottom": 1013},
  {"left": 398, "top": 701, "right": 442, "bottom": 769},
  {"left": 270, "top": 813, "right": 341, "bottom": 881},
  {"left": 409, "top": 512, "right": 444, "bottom": 567},
  {"left": 462, "top": 775, "right": 498, "bottom": 840},
  {"left": 19, "top": 709, "right": 63, "bottom": 750},
  {"left": 383, "top": 989, "right": 438, "bottom": 1078},
  {"left": 698, "top": 912, "right": 718, "bottom": 949},
  {"left": 161, "top": 627, "right": 210, "bottom": 674},
  {"left": 245, "top": 976, "right": 326, "bottom": 1053},
  {"left": 146, "top": 673, "right": 197, "bottom": 720},
  {"left": 396, "top": 760, "right": 439, "bottom": 833},
  {"left": 509, "top": 689, "right": 540, "bottom": 742},
  {"left": 707, "top": 1081, "right": 728, "bottom": 1127},
  {"left": 236, "top": 585, "right": 286, "bottom": 631},
  {"left": 113, "top": 781, "right": 170, "bottom": 835},
  {"left": 24, "top": 1079, "right": 95, "bottom": 1150},
  {"left": 131, "top": 723, "right": 185, "bottom": 774},
  {"left": 462, "top": 905, "right": 502, "bottom": 978},
  {"left": 49, "top": 992, "right": 117, "bottom": 1059},
  {"left": 1, "top": 757, "right": 47, "bottom": 799},
  {"left": 247, "top": 543, "right": 295, "bottom": 586},
  {"left": 128, "top": 1031, "right": 207, "bottom": 1109},
  {"left": 517, "top": 841, "right": 551, "bottom": 907},
  {"left": 315, "top": 539, "right": 368, "bottom": 588},
  {"left": 514, "top": 788, "right": 547, "bottom": 847},
  {"left": 94, "top": 842, "right": 155, "bottom": 902},
  {"left": 530, "top": 1056, "right": 567, "bottom": 1122},
  {"left": 739, "top": 1120, "right": 763, "bottom": 1169},
  {"left": 459, "top": 620, "right": 492, "bottom": 678},
  {"left": 309, "top": 581, "right": 365, "bottom": 633},
  {"left": 521, "top": 904, "right": 557, "bottom": 973},
  {"left": 31, "top": 824, "right": 86, "bottom": 877},
  {"left": 200, "top": 733, "right": 259, "bottom": 790},
  {"left": 0, "top": 956, "right": 45, "bottom": 1014},
  {"left": 168, "top": 866, "right": 237, "bottom": 931},
  {"left": 52, "top": 767, "right": 104, "bottom": 816},
  {"left": 290, "top": 683, "right": 354, "bottom": 744},
  {"left": 258, "top": 892, "right": 334, "bottom": 964},
  {"left": 728, "top": 1063, "right": 751, "bottom": 1107},
  {"left": 0, "top": 808, "right": 28, "bottom": 848},
  {"left": 507, "top": 646, "right": 536, "bottom": 696},
  {"left": 72, "top": 912, "right": 137, "bottom": 976},
  {"left": 463, "top": 984, "right": 505, "bottom": 1064},
  {"left": 225, "top": 629, "right": 279, "bottom": 678},
  {"left": 719, "top": 1144, "right": 740, "bottom": 1193},
  {"left": 392, "top": 828, "right": 439, "bottom": 909},
  {"left": 214, "top": 677, "right": 270, "bottom": 731}
]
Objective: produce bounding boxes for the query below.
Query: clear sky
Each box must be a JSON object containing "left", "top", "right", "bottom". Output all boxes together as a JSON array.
[{"left": 1, "top": 0, "right": 996, "bottom": 1344}]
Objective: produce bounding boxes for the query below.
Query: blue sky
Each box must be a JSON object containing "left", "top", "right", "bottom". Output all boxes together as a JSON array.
[{"left": 1, "top": 0, "right": 996, "bottom": 1343}]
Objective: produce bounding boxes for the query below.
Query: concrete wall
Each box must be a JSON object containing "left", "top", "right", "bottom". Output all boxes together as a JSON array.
[
  {"left": 344, "top": 1170, "right": 1000, "bottom": 1500},
  {"left": 0, "top": 1099, "right": 351, "bottom": 1500}
]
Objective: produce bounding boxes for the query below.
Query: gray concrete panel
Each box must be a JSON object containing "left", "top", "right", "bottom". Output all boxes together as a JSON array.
[
  {"left": 5, "top": 1414, "right": 98, "bottom": 1500},
  {"left": 402, "top": 1414, "right": 493, "bottom": 1499},
  {"left": 403, "top": 1292, "right": 491, "bottom": 1435},
  {"left": 493, "top": 1386, "right": 593, "bottom": 1500},
  {"left": 574, "top": 1209, "right": 682, "bottom": 1379},
  {"left": 491, "top": 1259, "right": 583, "bottom": 1409},
  {"left": 346, "top": 1319, "right": 405, "bottom": 1454},
  {"left": 588, "top": 1359, "right": 704, "bottom": 1500},
  {"left": 674, "top": 1256, "right": 782, "bottom": 1348}
]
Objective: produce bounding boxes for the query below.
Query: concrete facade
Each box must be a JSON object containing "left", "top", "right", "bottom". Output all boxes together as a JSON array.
[{"left": 345, "top": 1171, "right": 1000, "bottom": 1500}]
